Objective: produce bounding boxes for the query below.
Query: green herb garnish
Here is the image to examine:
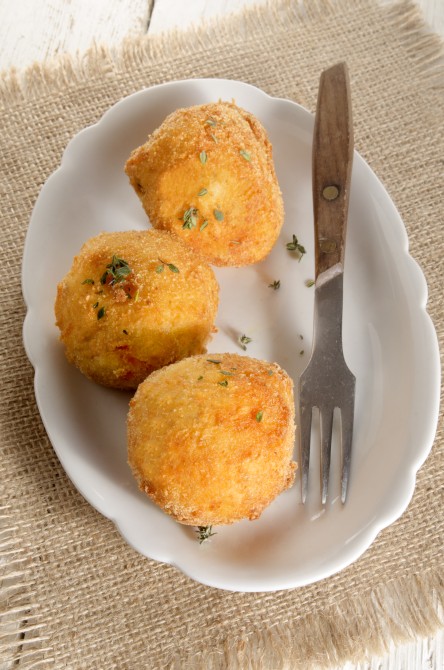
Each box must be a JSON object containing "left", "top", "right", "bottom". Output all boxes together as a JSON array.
[
  {"left": 182, "top": 207, "right": 199, "bottom": 230},
  {"left": 240, "top": 149, "right": 251, "bottom": 162},
  {"left": 199, "top": 151, "right": 207, "bottom": 165},
  {"left": 97, "top": 306, "right": 105, "bottom": 320},
  {"left": 214, "top": 209, "right": 224, "bottom": 222},
  {"left": 198, "top": 188, "right": 208, "bottom": 197},
  {"left": 286, "top": 235, "right": 306, "bottom": 261},
  {"left": 92, "top": 301, "right": 99, "bottom": 309},
  {"left": 305, "top": 279, "right": 315, "bottom": 287},
  {"left": 207, "top": 359, "right": 221, "bottom": 364},
  {"left": 205, "top": 118, "right": 217, "bottom": 127},
  {"left": 219, "top": 370, "right": 233, "bottom": 376},
  {"left": 200, "top": 220, "right": 209, "bottom": 231},
  {"left": 196, "top": 525, "right": 216, "bottom": 543},
  {"left": 256, "top": 411, "right": 263, "bottom": 422},
  {"left": 210, "top": 133, "right": 218, "bottom": 143},
  {"left": 268, "top": 280, "right": 280, "bottom": 290},
  {"left": 218, "top": 379, "right": 229, "bottom": 387},
  {"left": 158, "top": 258, "right": 179, "bottom": 273},
  {"left": 239, "top": 334, "right": 252, "bottom": 351},
  {"left": 100, "top": 256, "right": 131, "bottom": 285},
  {"left": 82, "top": 278, "right": 94, "bottom": 285}
]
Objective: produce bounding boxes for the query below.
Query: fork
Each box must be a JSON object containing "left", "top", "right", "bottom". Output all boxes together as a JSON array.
[{"left": 299, "top": 62, "right": 356, "bottom": 505}]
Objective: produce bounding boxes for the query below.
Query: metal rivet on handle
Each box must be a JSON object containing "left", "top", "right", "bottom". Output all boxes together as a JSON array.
[
  {"left": 322, "top": 185, "right": 340, "bottom": 200},
  {"left": 319, "top": 238, "right": 337, "bottom": 253}
]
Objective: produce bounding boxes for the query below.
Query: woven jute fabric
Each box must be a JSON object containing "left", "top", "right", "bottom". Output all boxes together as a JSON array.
[{"left": 1, "top": 1, "right": 443, "bottom": 668}]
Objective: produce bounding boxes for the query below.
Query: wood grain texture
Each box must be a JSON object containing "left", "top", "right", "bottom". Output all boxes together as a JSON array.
[
  {"left": 312, "top": 62, "right": 353, "bottom": 276},
  {"left": 0, "top": 0, "right": 153, "bottom": 72},
  {"left": 0, "top": 0, "right": 443, "bottom": 72}
]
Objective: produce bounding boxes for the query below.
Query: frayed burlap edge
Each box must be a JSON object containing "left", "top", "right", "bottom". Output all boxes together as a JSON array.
[
  {"left": 1, "top": 0, "right": 443, "bottom": 668},
  {"left": 167, "top": 572, "right": 444, "bottom": 669},
  {"left": 0, "top": 0, "right": 443, "bottom": 107},
  {"left": 0, "top": 505, "right": 53, "bottom": 665}
]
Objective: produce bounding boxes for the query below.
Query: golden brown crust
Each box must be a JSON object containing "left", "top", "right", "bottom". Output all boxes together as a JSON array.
[
  {"left": 127, "top": 353, "right": 296, "bottom": 525},
  {"left": 124, "top": 102, "right": 284, "bottom": 266},
  {"left": 54, "top": 230, "right": 219, "bottom": 389}
]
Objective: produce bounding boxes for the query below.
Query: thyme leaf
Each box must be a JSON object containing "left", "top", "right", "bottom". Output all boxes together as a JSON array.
[
  {"left": 182, "top": 207, "right": 199, "bottom": 230},
  {"left": 214, "top": 209, "right": 224, "bottom": 222},
  {"left": 82, "top": 278, "right": 94, "bottom": 285},
  {"left": 199, "top": 151, "right": 207, "bottom": 165},
  {"left": 268, "top": 280, "right": 280, "bottom": 290},
  {"left": 97, "top": 306, "right": 106, "bottom": 320},
  {"left": 256, "top": 411, "right": 263, "bottom": 422},
  {"left": 240, "top": 149, "right": 251, "bottom": 161}
]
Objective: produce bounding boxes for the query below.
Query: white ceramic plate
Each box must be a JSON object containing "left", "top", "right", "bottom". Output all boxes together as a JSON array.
[{"left": 22, "top": 79, "right": 440, "bottom": 592}]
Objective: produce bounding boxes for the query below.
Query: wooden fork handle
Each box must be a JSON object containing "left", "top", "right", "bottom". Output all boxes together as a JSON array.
[{"left": 312, "top": 62, "right": 354, "bottom": 278}]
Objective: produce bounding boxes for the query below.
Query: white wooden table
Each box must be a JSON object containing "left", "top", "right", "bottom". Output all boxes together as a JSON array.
[{"left": 1, "top": 1, "right": 442, "bottom": 668}]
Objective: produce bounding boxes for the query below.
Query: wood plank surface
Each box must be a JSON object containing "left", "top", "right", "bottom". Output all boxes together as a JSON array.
[{"left": 1, "top": 0, "right": 441, "bottom": 73}]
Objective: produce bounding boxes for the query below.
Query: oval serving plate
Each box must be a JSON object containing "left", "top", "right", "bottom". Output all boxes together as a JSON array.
[{"left": 22, "top": 79, "right": 440, "bottom": 592}]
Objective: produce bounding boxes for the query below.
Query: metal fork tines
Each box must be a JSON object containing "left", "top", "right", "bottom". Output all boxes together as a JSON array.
[
  {"left": 299, "top": 61, "right": 356, "bottom": 504},
  {"left": 299, "top": 267, "right": 355, "bottom": 504}
]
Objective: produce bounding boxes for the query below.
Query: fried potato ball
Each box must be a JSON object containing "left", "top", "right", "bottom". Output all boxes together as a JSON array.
[
  {"left": 124, "top": 102, "right": 284, "bottom": 267},
  {"left": 127, "top": 353, "right": 296, "bottom": 526},
  {"left": 55, "top": 230, "right": 219, "bottom": 390}
]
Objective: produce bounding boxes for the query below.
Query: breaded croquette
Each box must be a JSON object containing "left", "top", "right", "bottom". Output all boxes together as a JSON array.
[
  {"left": 55, "top": 230, "right": 219, "bottom": 389},
  {"left": 127, "top": 353, "right": 296, "bottom": 526},
  {"left": 125, "top": 102, "right": 284, "bottom": 266}
]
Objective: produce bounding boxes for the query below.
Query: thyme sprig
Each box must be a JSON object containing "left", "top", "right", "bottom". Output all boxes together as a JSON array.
[
  {"left": 100, "top": 256, "right": 131, "bottom": 285},
  {"left": 239, "top": 334, "right": 252, "bottom": 351},
  {"left": 268, "top": 280, "right": 280, "bottom": 290},
  {"left": 286, "top": 235, "right": 306, "bottom": 261},
  {"left": 196, "top": 526, "right": 216, "bottom": 544},
  {"left": 156, "top": 258, "right": 180, "bottom": 273}
]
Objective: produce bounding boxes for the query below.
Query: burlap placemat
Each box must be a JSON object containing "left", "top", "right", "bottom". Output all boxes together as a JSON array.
[{"left": 1, "top": 0, "right": 443, "bottom": 668}]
